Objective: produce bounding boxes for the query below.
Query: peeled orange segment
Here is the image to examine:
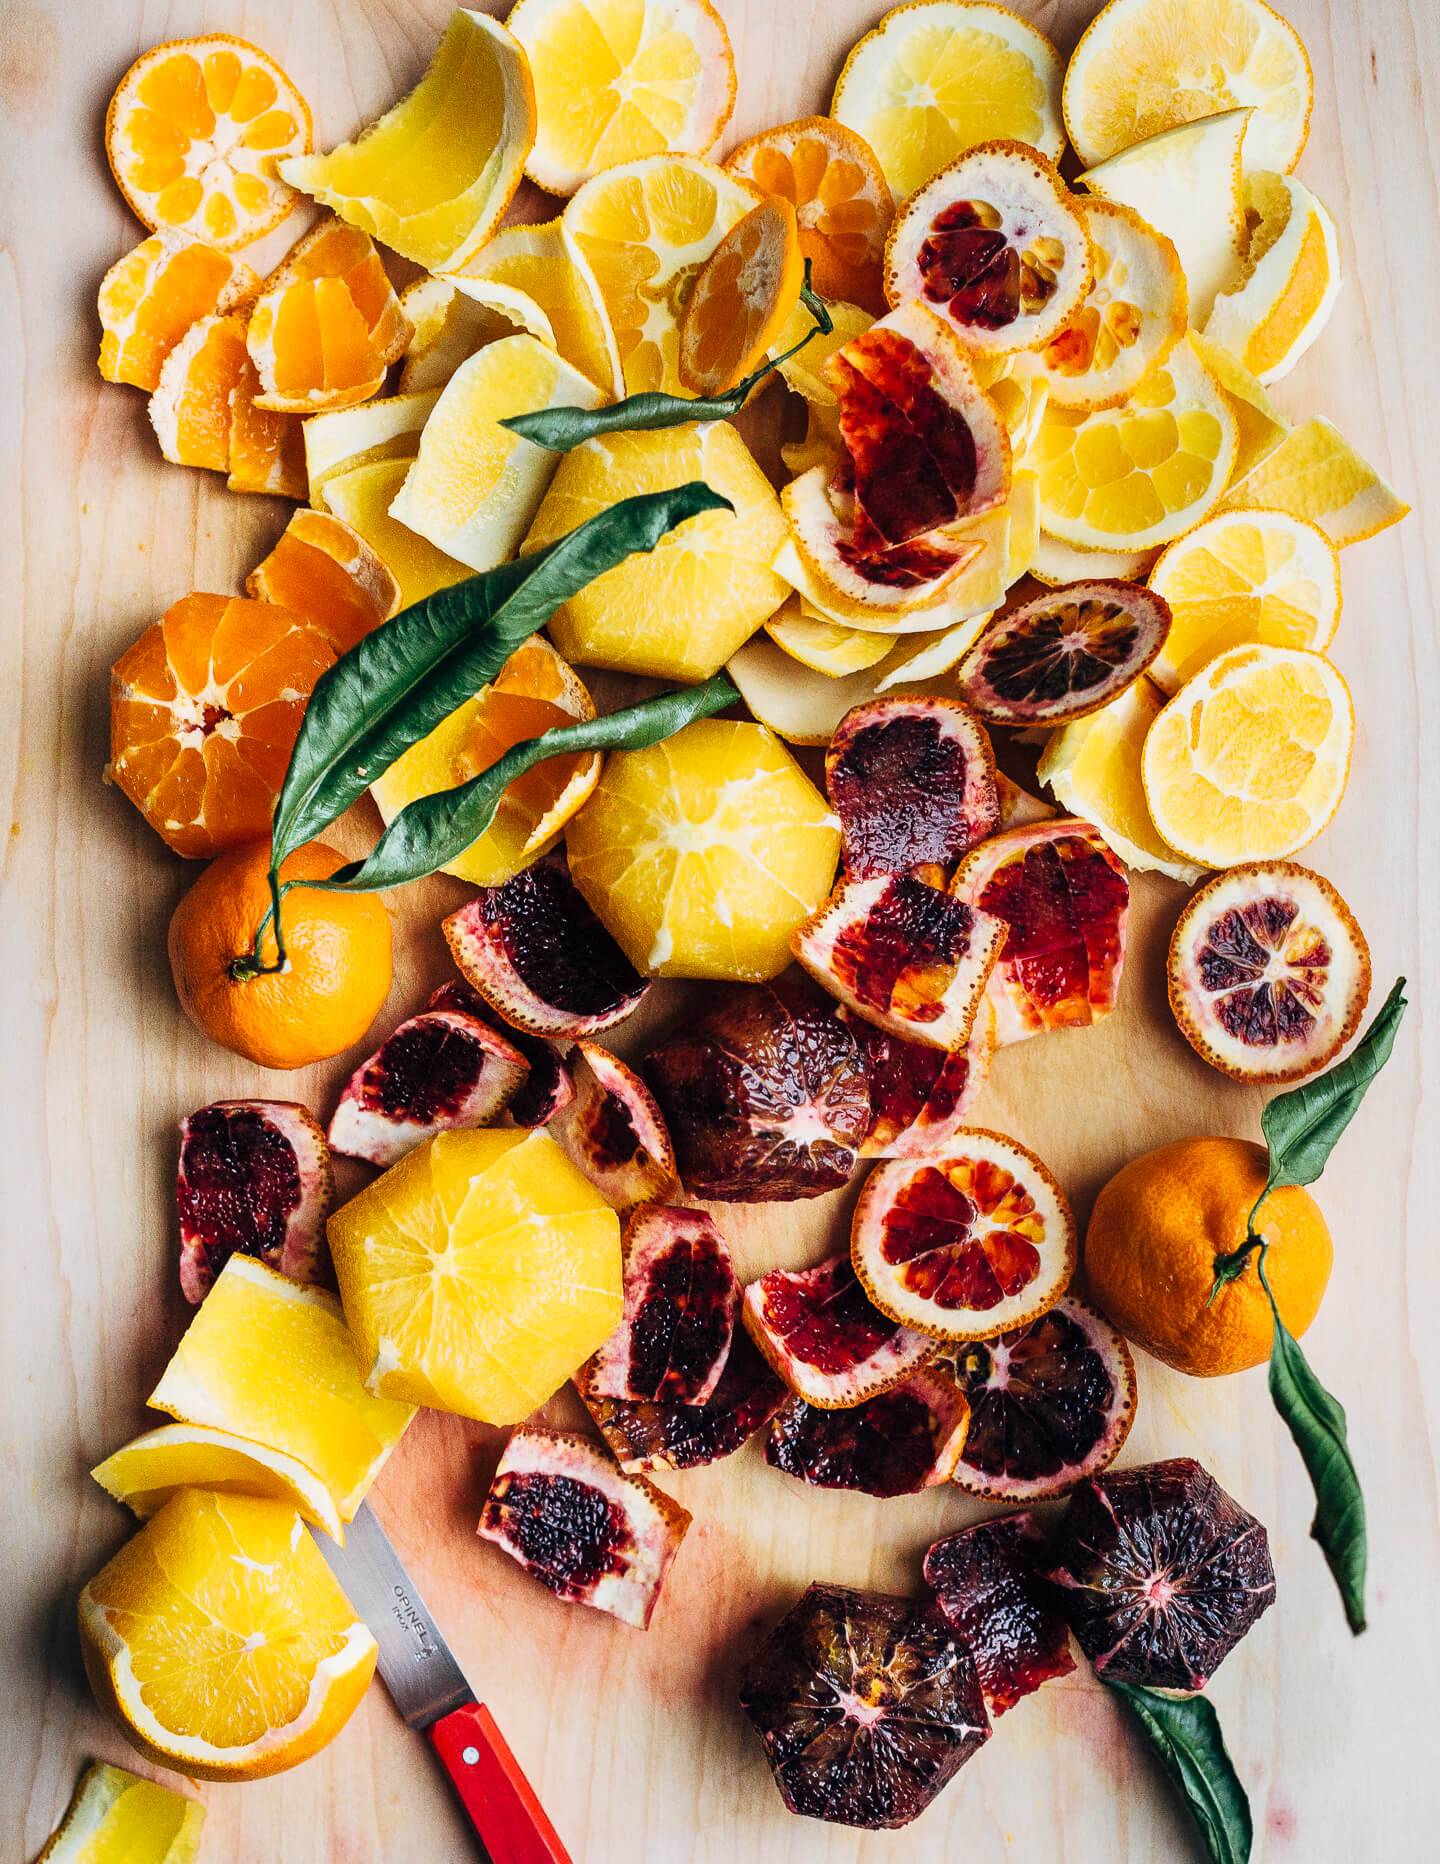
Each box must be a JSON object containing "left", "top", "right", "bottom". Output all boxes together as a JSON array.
[
  {"left": 564, "top": 717, "right": 843, "bottom": 980},
  {"left": 1063, "top": 0, "right": 1314, "bottom": 175},
  {"left": 563, "top": 155, "right": 760, "bottom": 394},
  {"left": 35, "top": 1760, "right": 204, "bottom": 1864},
  {"left": 832, "top": 1, "right": 1065, "bottom": 203},
  {"left": 370, "top": 636, "right": 600, "bottom": 888},
  {"left": 91, "top": 1422, "right": 345, "bottom": 1544},
  {"left": 302, "top": 389, "right": 439, "bottom": 499},
  {"left": 78, "top": 1489, "right": 376, "bottom": 1784},
  {"left": 148, "top": 314, "right": 249, "bottom": 471},
  {"left": 315, "top": 458, "right": 473, "bottom": 609},
  {"left": 522, "top": 420, "right": 788, "bottom": 681},
  {"left": 1030, "top": 530, "right": 1158, "bottom": 586},
  {"left": 1030, "top": 334, "right": 1238, "bottom": 550},
  {"left": 105, "top": 34, "right": 312, "bottom": 251},
  {"left": 508, "top": 0, "right": 736, "bottom": 195},
  {"left": 448, "top": 217, "right": 623, "bottom": 397},
  {"left": 1188, "top": 331, "right": 1287, "bottom": 485},
  {"left": 883, "top": 139, "right": 1092, "bottom": 358},
  {"left": 724, "top": 117, "right": 894, "bottom": 315},
  {"left": 955, "top": 579, "right": 1172, "bottom": 726},
  {"left": 1035, "top": 201, "right": 1187, "bottom": 412},
  {"left": 148, "top": 1254, "right": 416, "bottom": 1520},
  {"left": 246, "top": 507, "right": 401, "bottom": 655},
  {"left": 774, "top": 296, "right": 875, "bottom": 405},
  {"left": 327, "top": 1127, "right": 622, "bottom": 1423},
  {"left": 1148, "top": 508, "right": 1340, "bottom": 695},
  {"left": 1204, "top": 172, "right": 1340, "bottom": 385},
  {"left": 765, "top": 597, "right": 894, "bottom": 677},
  {"left": 677, "top": 196, "right": 804, "bottom": 396},
  {"left": 852, "top": 1129, "right": 1077, "bottom": 1340},
  {"left": 98, "top": 230, "right": 258, "bottom": 390},
  {"left": 109, "top": 592, "right": 336, "bottom": 859},
  {"left": 279, "top": 10, "right": 534, "bottom": 272},
  {"left": 1141, "top": 643, "right": 1355, "bottom": 866},
  {"left": 226, "top": 355, "right": 308, "bottom": 497},
  {"left": 1220, "top": 415, "right": 1411, "bottom": 548},
  {"left": 1079, "top": 109, "right": 1249, "bottom": 326},
  {"left": 397, "top": 277, "right": 524, "bottom": 394},
  {"left": 389, "top": 337, "right": 605, "bottom": 575}
]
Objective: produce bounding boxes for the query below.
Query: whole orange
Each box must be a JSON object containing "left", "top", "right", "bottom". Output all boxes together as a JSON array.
[
  {"left": 1084, "top": 1137, "right": 1331, "bottom": 1377},
  {"left": 169, "top": 840, "right": 392, "bottom": 1070}
]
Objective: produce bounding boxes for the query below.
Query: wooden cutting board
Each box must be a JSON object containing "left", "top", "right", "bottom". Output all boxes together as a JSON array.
[{"left": 5, "top": 1, "right": 1437, "bottom": 1858}]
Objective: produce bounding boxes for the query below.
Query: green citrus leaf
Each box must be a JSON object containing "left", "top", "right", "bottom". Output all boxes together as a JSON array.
[{"left": 1105, "top": 1682, "right": 1252, "bottom": 1864}]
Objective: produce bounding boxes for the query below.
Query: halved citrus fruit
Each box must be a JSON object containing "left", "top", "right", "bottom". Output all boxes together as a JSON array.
[
  {"left": 91, "top": 1422, "right": 344, "bottom": 1543},
  {"left": 279, "top": 10, "right": 534, "bottom": 271},
  {"left": 370, "top": 635, "right": 601, "bottom": 889},
  {"left": 315, "top": 457, "right": 473, "bottom": 609},
  {"left": 1168, "top": 860, "right": 1371, "bottom": 1082},
  {"left": 78, "top": 1489, "right": 375, "bottom": 1782},
  {"left": 852, "top": 1129, "right": 1077, "bottom": 1339},
  {"left": 1220, "top": 415, "right": 1411, "bottom": 547},
  {"left": 98, "top": 229, "right": 258, "bottom": 390},
  {"left": 832, "top": 1, "right": 1065, "bottom": 202},
  {"left": 883, "top": 139, "right": 1092, "bottom": 357},
  {"left": 724, "top": 116, "right": 893, "bottom": 315},
  {"left": 35, "top": 1760, "right": 204, "bottom": 1864},
  {"left": 148, "top": 313, "right": 249, "bottom": 471},
  {"left": 1205, "top": 171, "right": 1340, "bottom": 385},
  {"left": 449, "top": 217, "right": 623, "bottom": 397},
  {"left": 1141, "top": 643, "right": 1354, "bottom": 866},
  {"left": 508, "top": 0, "right": 736, "bottom": 195},
  {"left": 677, "top": 196, "right": 804, "bottom": 395},
  {"left": 227, "top": 354, "right": 308, "bottom": 497},
  {"left": 954, "top": 579, "right": 1171, "bottom": 724},
  {"left": 246, "top": 507, "right": 400, "bottom": 654},
  {"left": 105, "top": 34, "right": 312, "bottom": 250}
]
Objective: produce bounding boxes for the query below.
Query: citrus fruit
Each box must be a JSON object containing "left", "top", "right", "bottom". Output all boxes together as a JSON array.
[
  {"left": 148, "top": 313, "right": 249, "bottom": 471},
  {"left": 246, "top": 507, "right": 400, "bottom": 655},
  {"left": 677, "top": 196, "right": 804, "bottom": 395},
  {"left": 782, "top": 470, "right": 989, "bottom": 617},
  {"left": 177, "top": 1098, "right": 332, "bottom": 1299},
  {"left": 78, "top": 1488, "right": 376, "bottom": 1781},
  {"left": 852, "top": 1130, "right": 1076, "bottom": 1339},
  {"left": 1030, "top": 530, "right": 1158, "bottom": 586},
  {"left": 566, "top": 717, "right": 842, "bottom": 979},
  {"left": 279, "top": 10, "right": 534, "bottom": 271},
  {"left": 1030, "top": 334, "right": 1238, "bottom": 550},
  {"left": 827, "top": 696, "right": 999, "bottom": 881},
  {"left": 1079, "top": 108, "right": 1249, "bottom": 325},
  {"left": 765, "top": 598, "right": 895, "bottom": 676},
  {"left": 449, "top": 216, "right": 623, "bottom": 396},
  {"left": 1168, "top": 859, "right": 1371, "bottom": 1082},
  {"left": 167, "top": 839, "right": 393, "bottom": 1071},
  {"left": 98, "top": 229, "right": 258, "bottom": 390},
  {"left": 1141, "top": 642, "right": 1354, "bottom": 866},
  {"left": 315, "top": 457, "right": 473, "bottom": 608},
  {"left": 582, "top": 1326, "right": 787, "bottom": 1472},
  {"left": 226, "top": 355, "right": 308, "bottom": 497},
  {"left": 724, "top": 117, "right": 894, "bottom": 314},
  {"left": 108, "top": 592, "right": 336, "bottom": 858},
  {"left": 742, "top": 1250, "right": 934, "bottom": 1408},
  {"left": 1034, "top": 200, "right": 1187, "bottom": 411},
  {"left": 1220, "top": 414, "right": 1411, "bottom": 547},
  {"left": 105, "top": 34, "right": 312, "bottom": 250},
  {"left": 1063, "top": 0, "right": 1313, "bottom": 175},
  {"left": 954, "top": 579, "right": 1172, "bottom": 724},
  {"left": 521, "top": 420, "right": 788, "bottom": 680},
  {"left": 935, "top": 1294, "right": 1137, "bottom": 1500},
  {"left": 433, "top": 985, "right": 575, "bottom": 1128},
  {"left": 1085, "top": 1136, "right": 1332, "bottom": 1375},
  {"left": 1205, "top": 171, "right": 1340, "bottom": 384},
  {"left": 1035, "top": 676, "right": 1205, "bottom": 882},
  {"left": 725, "top": 631, "right": 944, "bottom": 745},
  {"left": 849, "top": 998, "right": 994, "bottom": 1158},
  {"left": 35, "top": 1761, "right": 204, "bottom": 1864},
  {"left": 773, "top": 294, "right": 876, "bottom": 405},
  {"left": 507, "top": 0, "right": 736, "bottom": 195},
  {"left": 397, "top": 278, "right": 524, "bottom": 393},
  {"left": 1147, "top": 507, "right": 1341, "bottom": 694},
  {"left": 91, "top": 1422, "right": 344, "bottom": 1543},
  {"left": 1188, "top": 330, "right": 1287, "bottom": 485},
  {"left": 883, "top": 140, "right": 1092, "bottom": 357},
  {"left": 766, "top": 1367, "right": 971, "bottom": 1496},
  {"left": 551, "top": 1040, "right": 680, "bottom": 1209},
  {"left": 303, "top": 388, "right": 438, "bottom": 498},
  {"left": 562, "top": 154, "right": 760, "bottom": 393},
  {"left": 832, "top": 1, "right": 1064, "bottom": 202},
  {"left": 327, "top": 1126, "right": 622, "bottom": 1422},
  {"left": 924, "top": 1515, "right": 1076, "bottom": 1715},
  {"left": 582, "top": 1204, "right": 739, "bottom": 1406}
]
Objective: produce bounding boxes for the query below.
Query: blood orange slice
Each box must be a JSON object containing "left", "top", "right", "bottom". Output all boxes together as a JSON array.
[
  {"left": 742, "top": 1251, "right": 935, "bottom": 1408},
  {"left": 852, "top": 1130, "right": 1076, "bottom": 1340},
  {"left": 845, "top": 1000, "right": 994, "bottom": 1159},
  {"left": 581, "top": 1206, "right": 738, "bottom": 1408},
  {"left": 549, "top": 1042, "right": 679, "bottom": 1211},
  {"left": 426, "top": 979, "right": 574, "bottom": 1128},
  {"left": 924, "top": 1513, "right": 1076, "bottom": 1714},
  {"left": 826, "top": 697, "right": 999, "bottom": 880},
  {"left": 953, "top": 580, "right": 1171, "bottom": 725},
  {"left": 177, "top": 1100, "right": 332, "bottom": 1303},
  {"left": 765, "top": 1367, "right": 970, "bottom": 1497},
  {"left": 933, "top": 1294, "right": 1136, "bottom": 1501},
  {"left": 1167, "top": 861, "right": 1371, "bottom": 1083},
  {"left": 782, "top": 466, "right": 987, "bottom": 613},
  {"left": 580, "top": 1326, "right": 787, "bottom": 1474}
]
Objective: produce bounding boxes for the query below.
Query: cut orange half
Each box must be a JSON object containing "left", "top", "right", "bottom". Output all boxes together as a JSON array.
[{"left": 677, "top": 196, "right": 804, "bottom": 395}]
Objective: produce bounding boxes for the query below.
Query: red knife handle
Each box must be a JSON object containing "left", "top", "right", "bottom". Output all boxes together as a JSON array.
[{"left": 428, "top": 1700, "right": 573, "bottom": 1864}]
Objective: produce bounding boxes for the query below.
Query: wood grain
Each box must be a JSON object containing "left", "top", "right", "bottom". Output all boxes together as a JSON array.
[{"left": 4, "top": 2, "right": 1437, "bottom": 1859}]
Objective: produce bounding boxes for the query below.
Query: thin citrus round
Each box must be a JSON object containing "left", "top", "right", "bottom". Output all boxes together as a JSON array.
[
  {"left": 678, "top": 195, "right": 804, "bottom": 394},
  {"left": 91, "top": 1423, "right": 345, "bottom": 1543},
  {"left": 955, "top": 578, "right": 1172, "bottom": 725}
]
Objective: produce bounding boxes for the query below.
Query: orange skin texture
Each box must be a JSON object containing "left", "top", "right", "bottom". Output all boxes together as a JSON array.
[
  {"left": 169, "top": 839, "right": 392, "bottom": 1070},
  {"left": 1084, "top": 1136, "right": 1331, "bottom": 1376}
]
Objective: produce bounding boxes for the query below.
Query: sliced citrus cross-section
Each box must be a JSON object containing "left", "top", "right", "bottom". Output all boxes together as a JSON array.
[
  {"left": 247, "top": 507, "right": 400, "bottom": 655},
  {"left": 678, "top": 196, "right": 803, "bottom": 395},
  {"left": 98, "top": 229, "right": 258, "bottom": 390},
  {"left": 91, "top": 1422, "right": 344, "bottom": 1544},
  {"left": 1220, "top": 415, "right": 1411, "bottom": 547}
]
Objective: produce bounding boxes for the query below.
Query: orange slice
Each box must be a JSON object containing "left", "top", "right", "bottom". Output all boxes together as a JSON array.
[
  {"left": 105, "top": 35, "right": 312, "bottom": 250},
  {"left": 148, "top": 314, "right": 249, "bottom": 471},
  {"left": 91, "top": 1422, "right": 345, "bottom": 1544},
  {"left": 98, "top": 230, "right": 258, "bottom": 390},
  {"left": 246, "top": 508, "right": 401, "bottom": 654},
  {"left": 35, "top": 1760, "right": 204, "bottom": 1863},
  {"left": 677, "top": 196, "right": 804, "bottom": 395},
  {"left": 226, "top": 354, "right": 308, "bottom": 498}
]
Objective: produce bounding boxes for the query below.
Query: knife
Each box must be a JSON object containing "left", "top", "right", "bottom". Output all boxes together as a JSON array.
[{"left": 316, "top": 1502, "right": 573, "bottom": 1864}]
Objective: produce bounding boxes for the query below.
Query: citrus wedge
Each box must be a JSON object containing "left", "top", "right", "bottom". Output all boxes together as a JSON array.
[
  {"left": 98, "top": 230, "right": 258, "bottom": 390},
  {"left": 315, "top": 457, "right": 473, "bottom": 608},
  {"left": 1220, "top": 414, "right": 1409, "bottom": 548},
  {"left": 1205, "top": 171, "right": 1341, "bottom": 384},
  {"left": 36, "top": 1762, "right": 203, "bottom": 1864},
  {"left": 449, "top": 217, "right": 623, "bottom": 396},
  {"left": 246, "top": 507, "right": 401, "bottom": 655},
  {"left": 91, "top": 1422, "right": 344, "bottom": 1543},
  {"left": 397, "top": 277, "right": 528, "bottom": 394},
  {"left": 302, "top": 389, "right": 438, "bottom": 499},
  {"left": 147, "top": 313, "right": 249, "bottom": 471},
  {"left": 227, "top": 355, "right": 308, "bottom": 497},
  {"left": 678, "top": 196, "right": 804, "bottom": 394},
  {"left": 765, "top": 596, "right": 895, "bottom": 676},
  {"left": 1189, "top": 329, "right": 1287, "bottom": 484},
  {"left": 774, "top": 295, "right": 876, "bottom": 405}
]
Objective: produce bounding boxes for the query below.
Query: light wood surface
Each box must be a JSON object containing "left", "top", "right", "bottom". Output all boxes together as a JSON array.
[{"left": 4, "top": 1, "right": 1437, "bottom": 1858}]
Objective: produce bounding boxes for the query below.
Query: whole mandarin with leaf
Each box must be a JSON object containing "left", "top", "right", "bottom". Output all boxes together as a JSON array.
[
  {"left": 168, "top": 839, "right": 391, "bottom": 1070},
  {"left": 1084, "top": 1137, "right": 1331, "bottom": 1376}
]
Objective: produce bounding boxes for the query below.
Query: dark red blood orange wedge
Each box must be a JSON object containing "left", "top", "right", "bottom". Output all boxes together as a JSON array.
[
  {"left": 783, "top": 465, "right": 986, "bottom": 611},
  {"left": 581, "top": 1206, "right": 739, "bottom": 1407},
  {"left": 549, "top": 1041, "right": 678, "bottom": 1211},
  {"left": 739, "top": 1582, "right": 991, "bottom": 1829},
  {"left": 933, "top": 1294, "right": 1136, "bottom": 1501},
  {"left": 952, "top": 820, "right": 1130, "bottom": 1046},
  {"left": 844, "top": 1001, "right": 994, "bottom": 1158},
  {"left": 428, "top": 980, "right": 574, "bottom": 1126},
  {"left": 578, "top": 1326, "right": 788, "bottom": 1474},
  {"left": 826, "top": 697, "right": 999, "bottom": 881},
  {"left": 924, "top": 1513, "right": 1076, "bottom": 1715},
  {"left": 1168, "top": 861, "right": 1372, "bottom": 1084},
  {"left": 177, "top": 1099, "right": 333, "bottom": 1302},
  {"left": 742, "top": 1250, "right": 935, "bottom": 1407},
  {"left": 852, "top": 1130, "right": 1076, "bottom": 1340},
  {"left": 765, "top": 1367, "right": 970, "bottom": 1497},
  {"left": 953, "top": 580, "right": 1171, "bottom": 724}
]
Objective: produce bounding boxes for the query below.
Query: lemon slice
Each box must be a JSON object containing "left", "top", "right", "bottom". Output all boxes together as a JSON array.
[
  {"left": 1031, "top": 333, "right": 1237, "bottom": 550},
  {"left": 1189, "top": 330, "right": 1287, "bottom": 484},
  {"left": 1081, "top": 109, "right": 1249, "bottom": 324},
  {"left": 281, "top": 13, "right": 533, "bottom": 270},
  {"left": 1205, "top": 172, "right": 1342, "bottom": 384},
  {"left": 36, "top": 1761, "right": 204, "bottom": 1864},
  {"left": 397, "top": 277, "right": 532, "bottom": 393},
  {"left": 1141, "top": 643, "right": 1354, "bottom": 866},
  {"left": 317, "top": 457, "right": 473, "bottom": 608},
  {"left": 1148, "top": 507, "right": 1340, "bottom": 693},
  {"left": 91, "top": 1422, "right": 345, "bottom": 1543},
  {"left": 449, "top": 217, "right": 623, "bottom": 396},
  {"left": 303, "top": 388, "right": 438, "bottom": 499},
  {"left": 1064, "top": 0, "right": 1313, "bottom": 175},
  {"left": 1030, "top": 530, "right": 1158, "bottom": 585},
  {"left": 831, "top": 1, "right": 1064, "bottom": 202},
  {"left": 390, "top": 336, "right": 605, "bottom": 574},
  {"left": 1220, "top": 414, "right": 1411, "bottom": 546}
]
